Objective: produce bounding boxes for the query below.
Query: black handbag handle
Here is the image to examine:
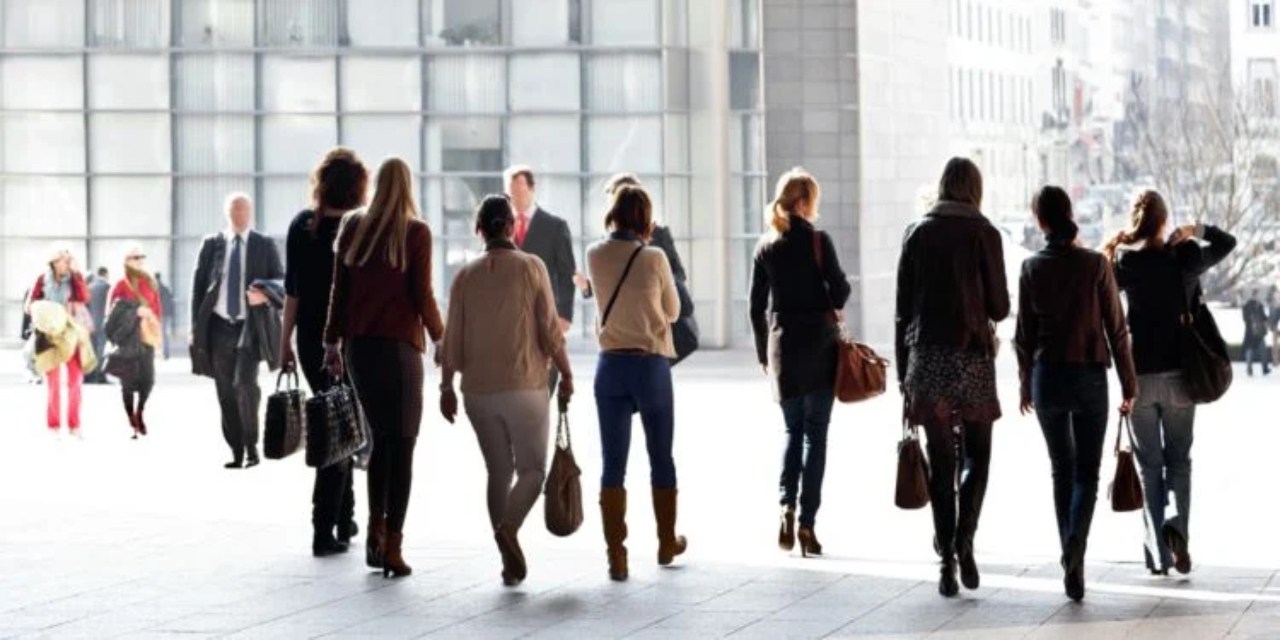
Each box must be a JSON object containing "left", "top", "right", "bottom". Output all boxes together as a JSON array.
[
  {"left": 601, "top": 244, "right": 646, "bottom": 327},
  {"left": 276, "top": 369, "right": 299, "bottom": 391},
  {"left": 1113, "top": 412, "right": 1135, "bottom": 456}
]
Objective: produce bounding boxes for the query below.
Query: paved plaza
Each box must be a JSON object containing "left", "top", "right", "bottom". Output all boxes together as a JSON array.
[{"left": 2, "top": 349, "right": 1279, "bottom": 639}]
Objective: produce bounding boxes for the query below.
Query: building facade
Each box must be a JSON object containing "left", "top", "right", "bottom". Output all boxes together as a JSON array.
[{"left": 0, "top": 0, "right": 765, "bottom": 347}]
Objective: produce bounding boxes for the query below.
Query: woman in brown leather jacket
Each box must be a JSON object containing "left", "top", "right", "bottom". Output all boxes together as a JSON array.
[
  {"left": 895, "top": 158, "right": 1009, "bottom": 597},
  {"left": 1015, "top": 186, "right": 1137, "bottom": 602}
]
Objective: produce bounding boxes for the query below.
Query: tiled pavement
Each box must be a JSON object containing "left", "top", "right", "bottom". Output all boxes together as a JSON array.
[{"left": 2, "top": 351, "right": 1280, "bottom": 639}]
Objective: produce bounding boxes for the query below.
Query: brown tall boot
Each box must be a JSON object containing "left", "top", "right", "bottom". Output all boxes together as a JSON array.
[
  {"left": 383, "top": 532, "right": 412, "bottom": 578},
  {"left": 652, "top": 487, "right": 688, "bottom": 566},
  {"left": 599, "top": 487, "right": 628, "bottom": 581},
  {"left": 366, "top": 514, "right": 386, "bottom": 569}
]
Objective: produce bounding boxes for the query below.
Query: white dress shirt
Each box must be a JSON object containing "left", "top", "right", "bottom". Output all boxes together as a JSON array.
[{"left": 215, "top": 229, "right": 249, "bottom": 321}]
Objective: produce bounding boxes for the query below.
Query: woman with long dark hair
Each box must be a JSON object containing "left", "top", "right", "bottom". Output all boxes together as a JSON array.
[
  {"left": 895, "top": 158, "right": 1009, "bottom": 597},
  {"left": 325, "top": 157, "right": 445, "bottom": 578},
  {"left": 282, "top": 147, "right": 368, "bottom": 557},
  {"left": 1106, "top": 190, "right": 1236, "bottom": 577},
  {"left": 1015, "top": 186, "right": 1137, "bottom": 601},
  {"left": 749, "top": 167, "right": 850, "bottom": 557}
]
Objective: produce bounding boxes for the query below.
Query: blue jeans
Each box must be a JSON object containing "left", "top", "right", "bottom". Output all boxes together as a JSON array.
[
  {"left": 1130, "top": 372, "right": 1195, "bottom": 571},
  {"left": 1033, "top": 363, "right": 1109, "bottom": 555},
  {"left": 779, "top": 389, "right": 834, "bottom": 528},
  {"left": 594, "top": 353, "right": 677, "bottom": 489}
]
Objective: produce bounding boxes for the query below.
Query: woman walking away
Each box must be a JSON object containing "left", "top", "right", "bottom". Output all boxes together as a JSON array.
[
  {"left": 749, "top": 167, "right": 850, "bottom": 557},
  {"left": 324, "top": 157, "right": 445, "bottom": 578},
  {"left": 895, "top": 158, "right": 1010, "bottom": 597},
  {"left": 282, "top": 147, "right": 367, "bottom": 557},
  {"left": 587, "top": 184, "right": 685, "bottom": 581},
  {"left": 440, "top": 194, "right": 575, "bottom": 586},
  {"left": 1015, "top": 186, "right": 1138, "bottom": 601},
  {"left": 28, "top": 246, "right": 91, "bottom": 438},
  {"left": 1107, "top": 190, "right": 1236, "bottom": 577},
  {"left": 108, "top": 244, "right": 163, "bottom": 439}
]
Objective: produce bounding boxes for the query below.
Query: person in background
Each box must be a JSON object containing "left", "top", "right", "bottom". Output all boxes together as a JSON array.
[
  {"left": 505, "top": 165, "right": 577, "bottom": 392},
  {"left": 1242, "top": 289, "right": 1270, "bottom": 376},
  {"left": 190, "top": 193, "right": 285, "bottom": 469},
  {"left": 1107, "top": 190, "right": 1236, "bottom": 577},
  {"left": 21, "top": 288, "right": 42, "bottom": 384},
  {"left": 281, "top": 147, "right": 367, "bottom": 557},
  {"left": 28, "top": 246, "right": 91, "bottom": 437},
  {"left": 586, "top": 184, "right": 686, "bottom": 582},
  {"left": 896, "top": 158, "right": 1009, "bottom": 598},
  {"left": 109, "top": 245, "right": 163, "bottom": 439},
  {"left": 1015, "top": 186, "right": 1137, "bottom": 601},
  {"left": 749, "top": 168, "right": 850, "bottom": 558},
  {"left": 325, "top": 157, "right": 445, "bottom": 579},
  {"left": 155, "top": 273, "right": 175, "bottom": 360},
  {"left": 440, "top": 194, "right": 575, "bottom": 586},
  {"left": 86, "top": 267, "right": 111, "bottom": 384}
]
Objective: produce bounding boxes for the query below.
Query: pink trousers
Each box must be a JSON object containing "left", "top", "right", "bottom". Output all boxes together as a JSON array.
[{"left": 46, "top": 354, "right": 83, "bottom": 430}]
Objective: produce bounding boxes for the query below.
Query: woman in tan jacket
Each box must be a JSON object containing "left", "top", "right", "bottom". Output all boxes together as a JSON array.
[{"left": 440, "top": 194, "right": 574, "bottom": 586}]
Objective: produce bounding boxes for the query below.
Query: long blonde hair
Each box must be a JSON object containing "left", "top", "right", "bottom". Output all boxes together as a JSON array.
[
  {"left": 341, "top": 157, "right": 418, "bottom": 271},
  {"left": 767, "top": 167, "right": 820, "bottom": 234},
  {"left": 1103, "top": 190, "right": 1168, "bottom": 262}
]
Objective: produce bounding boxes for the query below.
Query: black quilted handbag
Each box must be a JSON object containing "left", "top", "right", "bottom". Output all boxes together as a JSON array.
[
  {"left": 305, "top": 380, "right": 368, "bottom": 469},
  {"left": 264, "top": 371, "right": 306, "bottom": 460}
]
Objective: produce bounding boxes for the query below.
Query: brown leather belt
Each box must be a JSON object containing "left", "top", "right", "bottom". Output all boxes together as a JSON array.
[{"left": 604, "top": 348, "right": 650, "bottom": 356}]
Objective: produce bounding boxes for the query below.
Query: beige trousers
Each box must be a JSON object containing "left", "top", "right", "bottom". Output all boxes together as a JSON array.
[{"left": 464, "top": 389, "right": 551, "bottom": 531}]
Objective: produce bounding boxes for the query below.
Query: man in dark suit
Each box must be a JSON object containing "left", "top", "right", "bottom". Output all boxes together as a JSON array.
[
  {"left": 505, "top": 165, "right": 577, "bottom": 391},
  {"left": 86, "top": 268, "right": 111, "bottom": 383},
  {"left": 190, "top": 193, "right": 285, "bottom": 468}
]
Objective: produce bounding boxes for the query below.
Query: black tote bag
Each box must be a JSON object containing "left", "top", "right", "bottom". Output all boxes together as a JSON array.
[{"left": 1177, "top": 286, "right": 1232, "bottom": 404}]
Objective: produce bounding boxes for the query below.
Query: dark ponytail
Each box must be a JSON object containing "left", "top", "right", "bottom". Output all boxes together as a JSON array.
[
  {"left": 1032, "top": 185, "right": 1078, "bottom": 243},
  {"left": 474, "top": 194, "right": 514, "bottom": 242}
]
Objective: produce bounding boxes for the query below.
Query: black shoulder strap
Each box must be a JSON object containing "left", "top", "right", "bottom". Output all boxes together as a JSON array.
[{"left": 602, "top": 245, "right": 646, "bottom": 328}]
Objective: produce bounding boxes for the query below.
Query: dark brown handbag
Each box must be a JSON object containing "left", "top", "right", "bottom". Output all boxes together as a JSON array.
[
  {"left": 1109, "top": 413, "right": 1144, "bottom": 512},
  {"left": 812, "top": 233, "right": 890, "bottom": 403},
  {"left": 544, "top": 411, "right": 584, "bottom": 537},
  {"left": 895, "top": 419, "right": 931, "bottom": 509}
]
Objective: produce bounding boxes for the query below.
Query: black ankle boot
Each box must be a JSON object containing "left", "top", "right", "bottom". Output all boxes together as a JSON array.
[
  {"left": 957, "top": 536, "right": 979, "bottom": 590},
  {"left": 939, "top": 557, "right": 960, "bottom": 597},
  {"left": 337, "top": 520, "right": 359, "bottom": 543},
  {"left": 313, "top": 530, "right": 349, "bottom": 557},
  {"left": 1062, "top": 536, "right": 1085, "bottom": 602}
]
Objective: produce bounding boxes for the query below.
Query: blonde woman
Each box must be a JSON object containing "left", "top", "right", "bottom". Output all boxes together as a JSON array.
[
  {"left": 324, "top": 157, "right": 445, "bottom": 578},
  {"left": 107, "top": 244, "right": 163, "bottom": 439},
  {"left": 27, "top": 245, "right": 90, "bottom": 436},
  {"left": 748, "top": 168, "right": 850, "bottom": 557}
]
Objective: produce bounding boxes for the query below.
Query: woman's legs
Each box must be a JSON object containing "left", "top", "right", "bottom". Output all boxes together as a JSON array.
[
  {"left": 778, "top": 398, "right": 805, "bottom": 511},
  {"left": 65, "top": 356, "right": 82, "bottom": 431},
  {"left": 594, "top": 353, "right": 636, "bottom": 580},
  {"left": 46, "top": 364, "right": 62, "bottom": 430},
  {"left": 956, "top": 421, "right": 993, "bottom": 554},
  {"left": 384, "top": 436, "right": 418, "bottom": 535},
  {"left": 924, "top": 418, "right": 959, "bottom": 559},
  {"left": 797, "top": 390, "right": 834, "bottom": 529},
  {"left": 466, "top": 393, "right": 518, "bottom": 530},
  {"left": 1131, "top": 387, "right": 1173, "bottom": 571},
  {"left": 503, "top": 391, "right": 551, "bottom": 530}
]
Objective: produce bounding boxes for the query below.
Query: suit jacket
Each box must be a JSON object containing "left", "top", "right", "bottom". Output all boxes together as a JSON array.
[
  {"left": 88, "top": 278, "right": 110, "bottom": 332},
  {"left": 190, "top": 230, "right": 285, "bottom": 378},
  {"left": 519, "top": 207, "right": 576, "bottom": 322}
]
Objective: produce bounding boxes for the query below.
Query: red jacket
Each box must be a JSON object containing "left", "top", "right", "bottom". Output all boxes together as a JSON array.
[
  {"left": 30, "top": 271, "right": 88, "bottom": 305},
  {"left": 111, "top": 277, "right": 163, "bottom": 321}
]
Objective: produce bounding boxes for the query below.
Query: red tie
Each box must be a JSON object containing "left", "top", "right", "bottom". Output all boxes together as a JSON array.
[{"left": 515, "top": 215, "right": 529, "bottom": 247}]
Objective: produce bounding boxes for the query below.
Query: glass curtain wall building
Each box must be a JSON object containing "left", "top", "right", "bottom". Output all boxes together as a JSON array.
[{"left": 0, "top": 0, "right": 764, "bottom": 345}]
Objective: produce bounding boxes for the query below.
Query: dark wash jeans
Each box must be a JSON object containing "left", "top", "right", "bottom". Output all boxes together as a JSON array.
[
  {"left": 594, "top": 353, "right": 676, "bottom": 489},
  {"left": 1032, "top": 362, "right": 1109, "bottom": 556},
  {"left": 779, "top": 389, "right": 834, "bottom": 528}
]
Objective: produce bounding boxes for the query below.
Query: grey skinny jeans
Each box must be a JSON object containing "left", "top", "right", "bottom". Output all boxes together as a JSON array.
[{"left": 1129, "top": 371, "right": 1195, "bottom": 571}]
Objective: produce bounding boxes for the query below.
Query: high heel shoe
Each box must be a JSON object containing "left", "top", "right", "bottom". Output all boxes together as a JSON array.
[
  {"left": 797, "top": 526, "right": 822, "bottom": 558},
  {"left": 778, "top": 507, "right": 796, "bottom": 552},
  {"left": 382, "top": 532, "right": 412, "bottom": 578},
  {"left": 939, "top": 557, "right": 960, "bottom": 597}
]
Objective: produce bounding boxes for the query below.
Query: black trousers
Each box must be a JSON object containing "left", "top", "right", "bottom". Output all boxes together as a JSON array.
[
  {"left": 347, "top": 337, "right": 422, "bottom": 534},
  {"left": 210, "top": 316, "right": 261, "bottom": 460},
  {"left": 923, "top": 419, "right": 993, "bottom": 559},
  {"left": 298, "top": 327, "right": 356, "bottom": 534}
]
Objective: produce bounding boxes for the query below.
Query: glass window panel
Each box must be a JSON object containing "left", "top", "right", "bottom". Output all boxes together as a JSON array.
[
  {"left": 0, "top": 57, "right": 84, "bottom": 109},
  {"left": 176, "top": 116, "right": 255, "bottom": 173},
  {"left": 586, "top": 54, "right": 662, "bottom": 112},
  {"left": 342, "top": 57, "right": 421, "bottom": 112},
  {"left": 263, "top": 56, "right": 337, "bottom": 113},
  {"left": 258, "top": 0, "right": 339, "bottom": 47},
  {"left": 342, "top": 116, "right": 421, "bottom": 168},
  {"left": 729, "top": 0, "right": 760, "bottom": 49},
  {"left": 175, "top": 54, "right": 255, "bottom": 112},
  {"left": 591, "top": 0, "right": 658, "bottom": 46},
  {"left": 663, "top": 176, "right": 690, "bottom": 236},
  {"left": 90, "top": 177, "right": 171, "bottom": 235},
  {"left": 663, "top": 0, "right": 687, "bottom": 47},
  {"left": 509, "top": 54, "right": 581, "bottom": 111},
  {"left": 347, "top": 0, "right": 418, "bottom": 46},
  {"left": 262, "top": 177, "right": 312, "bottom": 235},
  {"left": 507, "top": 116, "right": 580, "bottom": 173},
  {"left": 89, "top": 55, "right": 169, "bottom": 110},
  {"left": 729, "top": 51, "right": 760, "bottom": 111},
  {"left": 530, "top": 176, "right": 583, "bottom": 239},
  {"left": 424, "top": 118, "right": 503, "bottom": 173},
  {"left": 0, "top": 177, "right": 88, "bottom": 236},
  {"left": 664, "top": 49, "right": 689, "bottom": 110},
  {"left": 729, "top": 113, "right": 763, "bottom": 174},
  {"left": 178, "top": 0, "right": 255, "bottom": 47},
  {"left": 424, "top": 0, "right": 501, "bottom": 46},
  {"left": 511, "top": 0, "right": 572, "bottom": 46},
  {"left": 587, "top": 116, "right": 662, "bottom": 173},
  {"left": 1, "top": 115, "right": 87, "bottom": 173},
  {"left": 262, "top": 115, "right": 337, "bottom": 173},
  {"left": 176, "top": 177, "right": 254, "bottom": 237},
  {"left": 664, "top": 114, "right": 689, "bottom": 172},
  {"left": 90, "top": 114, "right": 171, "bottom": 173},
  {"left": 582, "top": 177, "right": 609, "bottom": 239},
  {"left": 428, "top": 56, "right": 507, "bottom": 114},
  {"left": 2, "top": 0, "right": 86, "bottom": 47},
  {"left": 89, "top": 0, "right": 170, "bottom": 47}
]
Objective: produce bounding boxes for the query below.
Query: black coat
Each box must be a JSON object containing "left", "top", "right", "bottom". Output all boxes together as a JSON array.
[
  {"left": 518, "top": 207, "right": 577, "bottom": 322},
  {"left": 102, "top": 298, "right": 149, "bottom": 385},
  {"left": 189, "top": 230, "right": 285, "bottom": 379},
  {"left": 749, "top": 217, "right": 852, "bottom": 401}
]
